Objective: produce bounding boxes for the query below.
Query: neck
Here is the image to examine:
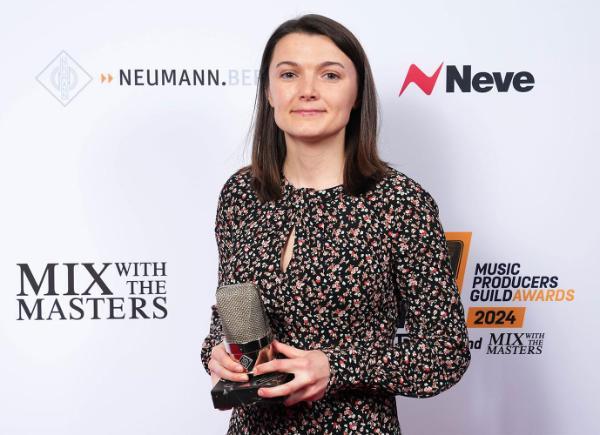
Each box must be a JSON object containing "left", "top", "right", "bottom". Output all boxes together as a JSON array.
[{"left": 282, "top": 130, "right": 345, "bottom": 190}]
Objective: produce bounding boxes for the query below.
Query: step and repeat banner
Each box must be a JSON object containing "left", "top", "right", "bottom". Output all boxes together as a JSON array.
[{"left": 1, "top": 1, "right": 598, "bottom": 434}]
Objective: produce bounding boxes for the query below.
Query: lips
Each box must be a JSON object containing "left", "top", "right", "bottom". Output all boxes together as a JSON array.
[{"left": 292, "top": 109, "right": 326, "bottom": 115}]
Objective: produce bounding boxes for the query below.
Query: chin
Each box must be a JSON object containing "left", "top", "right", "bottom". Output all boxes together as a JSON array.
[
  {"left": 286, "top": 128, "right": 326, "bottom": 137},
  {"left": 287, "top": 132, "right": 339, "bottom": 144}
]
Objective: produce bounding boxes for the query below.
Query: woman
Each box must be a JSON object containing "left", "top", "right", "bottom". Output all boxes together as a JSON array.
[{"left": 201, "top": 13, "right": 471, "bottom": 434}]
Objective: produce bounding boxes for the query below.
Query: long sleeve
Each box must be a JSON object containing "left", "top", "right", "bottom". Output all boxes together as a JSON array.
[
  {"left": 200, "top": 179, "right": 237, "bottom": 375},
  {"left": 320, "top": 185, "right": 471, "bottom": 398}
]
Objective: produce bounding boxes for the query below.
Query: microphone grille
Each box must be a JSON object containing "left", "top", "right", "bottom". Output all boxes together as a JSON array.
[{"left": 216, "top": 282, "right": 270, "bottom": 343}]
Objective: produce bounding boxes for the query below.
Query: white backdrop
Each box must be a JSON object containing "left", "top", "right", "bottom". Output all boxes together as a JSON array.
[{"left": 1, "top": 1, "right": 598, "bottom": 434}]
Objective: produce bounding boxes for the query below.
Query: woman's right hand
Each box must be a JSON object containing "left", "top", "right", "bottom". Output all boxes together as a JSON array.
[{"left": 208, "top": 341, "right": 250, "bottom": 387}]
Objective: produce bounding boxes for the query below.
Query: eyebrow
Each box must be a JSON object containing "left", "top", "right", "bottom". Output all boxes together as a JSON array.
[{"left": 274, "top": 60, "right": 345, "bottom": 69}]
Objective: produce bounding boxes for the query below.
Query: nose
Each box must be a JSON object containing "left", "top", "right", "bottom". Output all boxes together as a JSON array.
[{"left": 298, "top": 75, "right": 319, "bottom": 101}]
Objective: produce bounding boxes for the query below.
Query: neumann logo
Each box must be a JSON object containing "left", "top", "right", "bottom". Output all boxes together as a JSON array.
[
  {"left": 239, "top": 355, "right": 253, "bottom": 370},
  {"left": 36, "top": 51, "right": 92, "bottom": 106},
  {"left": 399, "top": 62, "right": 535, "bottom": 95}
]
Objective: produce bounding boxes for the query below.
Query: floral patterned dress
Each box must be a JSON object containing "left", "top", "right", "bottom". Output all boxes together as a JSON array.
[{"left": 201, "top": 165, "right": 471, "bottom": 434}]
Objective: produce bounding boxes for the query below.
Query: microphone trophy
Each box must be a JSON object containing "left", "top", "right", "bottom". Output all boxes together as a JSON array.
[{"left": 211, "top": 282, "right": 294, "bottom": 410}]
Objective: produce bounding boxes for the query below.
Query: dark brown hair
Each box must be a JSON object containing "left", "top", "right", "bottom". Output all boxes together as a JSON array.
[{"left": 242, "top": 13, "right": 390, "bottom": 203}]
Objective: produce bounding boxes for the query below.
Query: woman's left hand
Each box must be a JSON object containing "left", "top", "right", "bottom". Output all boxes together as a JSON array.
[{"left": 253, "top": 339, "right": 330, "bottom": 407}]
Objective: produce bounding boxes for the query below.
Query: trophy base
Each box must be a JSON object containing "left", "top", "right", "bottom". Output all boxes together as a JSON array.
[{"left": 211, "top": 371, "right": 295, "bottom": 410}]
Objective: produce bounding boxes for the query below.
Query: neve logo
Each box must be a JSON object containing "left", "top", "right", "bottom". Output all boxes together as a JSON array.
[{"left": 399, "top": 62, "right": 535, "bottom": 96}]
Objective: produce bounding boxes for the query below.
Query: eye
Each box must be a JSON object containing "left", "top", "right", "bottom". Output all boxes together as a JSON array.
[
  {"left": 324, "top": 72, "right": 340, "bottom": 80},
  {"left": 280, "top": 71, "right": 296, "bottom": 79}
]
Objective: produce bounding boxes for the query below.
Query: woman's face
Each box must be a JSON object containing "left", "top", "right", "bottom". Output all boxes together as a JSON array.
[{"left": 267, "top": 32, "right": 359, "bottom": 144}]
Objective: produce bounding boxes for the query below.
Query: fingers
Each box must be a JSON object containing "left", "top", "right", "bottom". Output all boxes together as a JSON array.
[
  {"left": 258, "top": 377, "right": 303, "bottom": 399},
  {"left": 254, "top": 356, "right": 301, "bottom": 376},
  {"left": 212, "top": 344, "right": 247, "bottom": 373},
  {"left": 272, "top": 339, "right": 305, "bottom": 358},
  {"left": 208, "top": 343, "right": 249, "bottom": 383},
  {"left": 283, "top": 385, "right": 320, "bottom": 407},
  {"left": 211, "top": 372, "right": 220, "bottom": 388},
  {"left": 208, "top": 358, "right": 249, "bottom": 383},
  {"left": 252, "top": 342, "right": 328, "bottom": 406},
  {"left": 253, "top": 340, "right": 306, "bottom": 375}
]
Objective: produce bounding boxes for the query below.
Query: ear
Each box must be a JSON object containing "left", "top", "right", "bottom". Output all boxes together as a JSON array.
[{"left": 266, "top": 89, "right": 273, "bottom": 108}]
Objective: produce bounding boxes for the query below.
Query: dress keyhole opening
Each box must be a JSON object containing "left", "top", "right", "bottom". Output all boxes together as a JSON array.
[{"left": 280, "top": 225, "right": 296, "bottom": 273}]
